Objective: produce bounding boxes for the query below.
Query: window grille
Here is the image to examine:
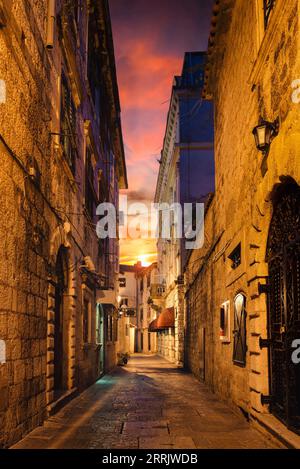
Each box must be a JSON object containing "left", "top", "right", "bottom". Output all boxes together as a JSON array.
[
  {"left": 228, "top": 243, "right": 241, "bottom": 270},
  {"left": 85, "top": 148, "right": 96, "bottom": 220},
  {"left": 60, "top": 73, "right": 76, "bottom": 173},
  {"left": 264, "top": 0, "right": 276, "bottom": 28},
  {"left": 233, "top": 294, "right": 247, "bottom": 366},
  {"left": 87, "top": 11, "right": 102, "bottom": 116},
  {"left": 119, "top": 277, "right": 126, "bottom": 288}
]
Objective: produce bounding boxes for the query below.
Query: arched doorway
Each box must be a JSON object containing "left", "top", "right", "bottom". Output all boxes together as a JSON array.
[
  {"left": 54, "top": 246, "right": 68, "bottom": 399},
  {"left": 266, "top": 177, "right": 300, "bottom": 433}
]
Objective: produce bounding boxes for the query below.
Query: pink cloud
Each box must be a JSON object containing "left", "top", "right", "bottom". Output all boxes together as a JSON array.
[{"left": 110, "top": 0, "right": 214, "bottom": 263}]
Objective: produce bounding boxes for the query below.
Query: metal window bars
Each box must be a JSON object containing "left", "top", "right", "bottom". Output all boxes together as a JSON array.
[{"left": 264, "top": 0, "right": 276, "bottom": 29}]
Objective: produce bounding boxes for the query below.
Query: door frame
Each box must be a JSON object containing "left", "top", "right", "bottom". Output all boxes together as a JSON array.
[{"left": 266, "top": 179, "right": 300, "bottom": 433}]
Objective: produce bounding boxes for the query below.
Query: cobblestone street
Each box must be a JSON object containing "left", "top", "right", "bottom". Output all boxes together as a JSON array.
[{"left": 12, "top": 355, "right": 280, "bottom": 450}]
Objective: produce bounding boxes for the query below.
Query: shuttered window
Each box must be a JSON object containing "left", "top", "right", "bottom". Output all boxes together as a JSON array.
[
  {"left": 85, "top": 148, "right": 96, "bottom": 220},
  {"left": 83, "top": 299, "right": 90, "bottom": 344},
  {"left": 233, "top": 294, "right": 247, "bottom": 366},
  {"left": 87, "top": 10, "right": 102, "bottom": 117},
  {"left": 60, "top": 73, "right": 77, "bottom": 174},
  {"left": 263, "top": 0, "right": 276, "bottom": 29}
]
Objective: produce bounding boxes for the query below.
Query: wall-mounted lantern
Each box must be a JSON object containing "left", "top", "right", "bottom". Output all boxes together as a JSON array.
[{"left": 252, "top": 117, "right": 280, "bottom": 155}]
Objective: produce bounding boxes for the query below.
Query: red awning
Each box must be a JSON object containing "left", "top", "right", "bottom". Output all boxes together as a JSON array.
[
  {"left": 149, "top": 318, "right": 158, "bottom": 332},
  {"left": 157, "top": 307, "right": 175, "bottom": 329},
  {"left": 149, "top": 307, "right": 175, "bottom": 331}
]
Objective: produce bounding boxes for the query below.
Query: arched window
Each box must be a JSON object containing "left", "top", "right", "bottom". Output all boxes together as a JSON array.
[{"left": 233, "top": 293, "right": 247, "bottom": 366}]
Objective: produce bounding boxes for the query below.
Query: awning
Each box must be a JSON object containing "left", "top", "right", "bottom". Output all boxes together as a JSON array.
[
  {"left": 157, "top": 307, "right": 175, "bottom": 329},
  {"left": 149, "top": 318, "right": 158, "bottom": 332},
  {"left": 149, "top": 307, "right": 175, "bottom": 331}
]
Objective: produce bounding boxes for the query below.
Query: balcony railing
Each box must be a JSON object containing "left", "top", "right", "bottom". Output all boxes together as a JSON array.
[{"left": 150, "top": 284, "right": 166, "bottom": 299}]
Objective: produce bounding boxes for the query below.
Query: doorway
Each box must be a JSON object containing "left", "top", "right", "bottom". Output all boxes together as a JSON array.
[
  {"left": 199, "top": 327, "right": 205, "bottom": 382},
  {"left": 266, "top": 179, "right": 300, "bottom": 433},
  {"left": 53, "top": 247, "right": 68, "bottom": 400},
  {"left": 96, "top": 304, "right": 105, "bottom": 375}
]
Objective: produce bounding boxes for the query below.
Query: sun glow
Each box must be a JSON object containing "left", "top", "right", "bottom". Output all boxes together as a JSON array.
[{"left": 139, "top": 255, "right": 151, "bottom": 267}]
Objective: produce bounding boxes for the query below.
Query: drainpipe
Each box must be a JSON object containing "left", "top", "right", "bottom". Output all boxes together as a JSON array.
[{"left": 46, "top": 0, "right": 56, "bottom": 49}]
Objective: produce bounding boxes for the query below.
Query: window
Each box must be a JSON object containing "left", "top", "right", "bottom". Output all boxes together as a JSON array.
[
  {"left": 192, "top": 202, "right": 198, "bottom": 236},
  {"left": 228, "top": 243, "right": 241, "bottom": 270},
  {"left": 87, "top": 10, "right": 101, "bottom": 117},
  {"left": 140, "top": 308, "right": 144, "bottom": 321},
  {"left": 147, "top": 273, "right": 151, "bottom": 288},
  {"left": 140, "top": 279, "right": 144, "bottom": 292},
  {"left": 74, "top": 0, "right": 81, "bottom": 26},
  {"left": 83, "top": 299, "right": 90, "bottom": 343},
  {"left": 233, "top": 294, "right": 247, "bottom": 366},
  {"left": 220, "top": 301, "right": 230, "bottom": 343},
  {"left": 85, "top": 148, "right": 96, "bottom": 220},
  {"left": 61, "top": 1, "right": 80, "bottom": 41},
  {"left": 113, "top": 316, "right": 118, "bottom": 342},
  {"left": 107, "top": 314, "right": 113, "bottom": 342},
  {"left": 263, "top": 0, "right": 276, "bottom": 29},
  {"left": 98, "top": 171, "right": 107, "bottom": 205},
  {"left": 119, "top": 277, "right": 126, "bottom": 288},
  {"left": 69, "top": 0, "right": 80, "bottom": 37},
  {"left": 60, "top": 73, "right": 76, "bottom": 174},
  {"left": 120, "top": 298, "right": 128, "bottom": 307},
  {"left": 159, "top": 210, "right": 162, "bottom": 238}
]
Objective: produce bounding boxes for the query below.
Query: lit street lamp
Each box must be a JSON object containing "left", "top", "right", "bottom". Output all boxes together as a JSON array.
[{"left": 252, "top": 117, "right": 280, "bottom": 155}]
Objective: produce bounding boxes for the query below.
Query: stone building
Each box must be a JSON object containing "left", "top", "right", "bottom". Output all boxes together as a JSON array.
[
  {"left": 185, "top": 0, "right": 300, "bottom": 444},
  {"left": 154, "top": 51, "right": 214, "bottom": 365},
  {"left": 117, "top": 264, "right": 139, "bottom": 355},
  {"left": 117, "top": 262, "right": 159, "bottom": 355},
  {"left": 0, "top": 0, "right": 127, "bottom": 448},
  {"left": 137, "top": 262, "right": 158, "bottom": 354}
]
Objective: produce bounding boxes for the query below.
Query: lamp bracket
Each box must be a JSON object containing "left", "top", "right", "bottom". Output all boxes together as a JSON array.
[{"left": 258, "top": 116, "right": 280, "bottom": 139}]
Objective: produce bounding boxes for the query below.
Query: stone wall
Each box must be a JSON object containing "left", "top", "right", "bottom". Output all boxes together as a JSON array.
[
  {"left": 0, "top": 0, "right": 124, "bottom": 447},
  {"left": 185, "top": 0, "right": 300, "bottom": 422}
]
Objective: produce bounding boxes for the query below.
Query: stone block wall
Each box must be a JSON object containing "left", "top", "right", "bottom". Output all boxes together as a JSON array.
[
  {"left": 0, "top": 0, "right": 124, "bottom": 447},
  {"left": 185, "top": 0, "right": 300, "bottom": 422}
]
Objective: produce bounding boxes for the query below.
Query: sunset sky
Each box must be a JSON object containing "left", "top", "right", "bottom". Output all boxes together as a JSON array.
[{"left": 109, "top": 0, "right": 214, "bottom": 265}]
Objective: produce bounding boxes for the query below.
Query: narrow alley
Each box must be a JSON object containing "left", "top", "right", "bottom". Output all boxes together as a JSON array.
[{"left": 12, "top": 355, "right": 280, "bottom": 450}]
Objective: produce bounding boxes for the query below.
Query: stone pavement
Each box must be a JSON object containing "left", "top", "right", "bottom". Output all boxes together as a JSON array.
[{"left": 12, "top": 354, "right": 281, "bottom": 449}]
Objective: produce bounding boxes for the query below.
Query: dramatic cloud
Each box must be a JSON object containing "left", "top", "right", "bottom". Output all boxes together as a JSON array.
[{"left": 110, "top": 0, "right": 214, "bottom": 264}]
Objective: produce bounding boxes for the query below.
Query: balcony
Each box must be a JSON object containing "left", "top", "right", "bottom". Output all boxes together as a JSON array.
[
  {"left": 150, "top": 284, "right": 166, "bottom": 300},
  {"left": 119, "top": 306, "right": 136, "bottom": 317},
  {"left": 97, "top": 289, "right": 118, "bottom": 309}
]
